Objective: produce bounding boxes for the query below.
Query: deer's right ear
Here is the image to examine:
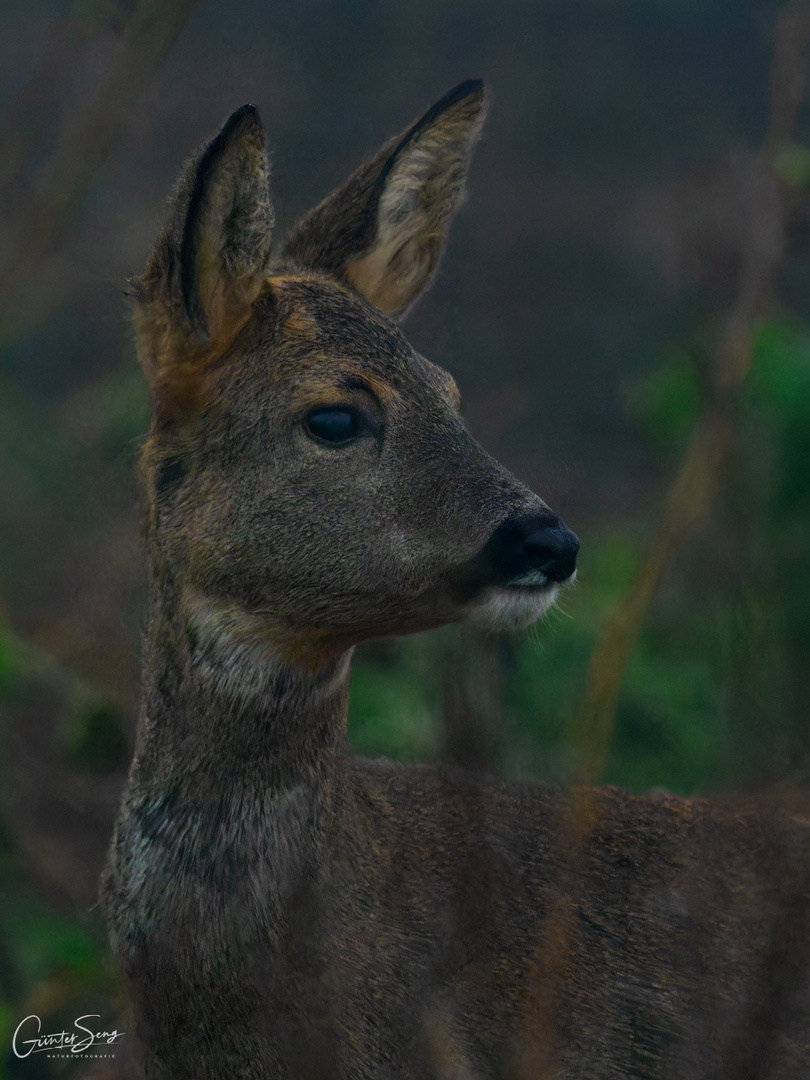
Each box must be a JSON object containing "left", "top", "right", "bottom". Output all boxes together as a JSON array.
[{"left": 133, "top": 105, "right": 274, "bottom": 420}]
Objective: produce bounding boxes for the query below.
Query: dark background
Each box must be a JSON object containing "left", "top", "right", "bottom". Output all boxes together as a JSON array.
[{"left": 1, "top": 1, "right": 810, "bottom": 1074}]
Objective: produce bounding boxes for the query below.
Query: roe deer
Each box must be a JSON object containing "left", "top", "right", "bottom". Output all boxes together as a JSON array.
[{"left": 102, "top": 82, "right": 810, "bottom": 1079}]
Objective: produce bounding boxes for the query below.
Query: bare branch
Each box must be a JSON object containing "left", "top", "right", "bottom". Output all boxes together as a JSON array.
[
  {"left": 569, "top": 4, "right": 810, "bottom": 788},
  {"left": 0, "top": 0, "right": 199, "bottom": 348}
]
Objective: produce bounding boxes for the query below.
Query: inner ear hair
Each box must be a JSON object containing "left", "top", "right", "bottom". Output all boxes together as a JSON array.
[{"left": 282, "top": 80, "right": 488, "bottom": 318}]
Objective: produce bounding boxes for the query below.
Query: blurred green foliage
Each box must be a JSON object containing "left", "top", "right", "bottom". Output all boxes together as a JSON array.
[
  {"left": 64, "top": 693, "right": 128, "bottom": 773},
  {"left": 0, "top": 632, "right": 122, "bottom": 1079}
]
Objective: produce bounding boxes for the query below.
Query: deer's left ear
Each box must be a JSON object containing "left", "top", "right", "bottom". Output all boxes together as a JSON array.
[{"left": 282, "top": 80, "right": 488, "bottom": 317}]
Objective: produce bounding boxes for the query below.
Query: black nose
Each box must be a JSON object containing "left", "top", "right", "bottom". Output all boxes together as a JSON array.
[
  {"left": 450, "top": 513, "right": 579, "bottom": 599},
  {"left": 524, "top": 526, "right": 579, "bottom": 583}
]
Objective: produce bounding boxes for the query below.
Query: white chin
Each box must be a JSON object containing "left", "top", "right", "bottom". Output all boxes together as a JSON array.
[{"left": 464, "top": 584, "right": 559, "bottom": 633}]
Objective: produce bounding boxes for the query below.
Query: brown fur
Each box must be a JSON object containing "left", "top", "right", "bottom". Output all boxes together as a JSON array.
[{"left": 102, "top": 84, "right": 810, "bottom": 1079}]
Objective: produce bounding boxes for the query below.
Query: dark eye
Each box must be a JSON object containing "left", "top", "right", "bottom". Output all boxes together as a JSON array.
[{"left": 304, "top": 406, "right": 363, "bottom": 446}]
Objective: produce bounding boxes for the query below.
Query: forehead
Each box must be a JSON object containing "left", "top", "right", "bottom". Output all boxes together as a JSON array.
[{"left": 256, "top": 275, "right": 460, "bottom": 406}]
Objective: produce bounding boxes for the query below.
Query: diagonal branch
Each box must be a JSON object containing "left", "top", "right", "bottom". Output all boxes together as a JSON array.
[
  {"left": 0, "top": 0, "right": 199, "bottom": 349},
  {"left": 0, "top": 0, "right": 136, "bottom": 206},
  {"left": 569, "top": 1, "right": 810, "bottom": 789}
]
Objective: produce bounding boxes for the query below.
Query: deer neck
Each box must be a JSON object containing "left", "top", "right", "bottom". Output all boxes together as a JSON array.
[
  {"left": 131, "top": 573, "right": 353, "bottom": 807},
  {"left": 105, "top": 572, "right": 353, "bottom": 983}
]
